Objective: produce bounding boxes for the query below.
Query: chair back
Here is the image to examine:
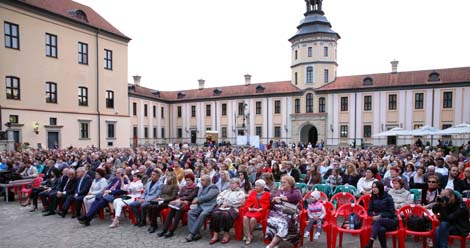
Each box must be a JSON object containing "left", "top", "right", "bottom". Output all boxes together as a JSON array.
[
  {"left": 330, "top": 192, "right": 356, "bottom": 209},
  {"left": 303, "top": 190, "right": 329, "bottom": 208},
  {"left": 296, "top": 182, "right": 309, "bottom": 195},
  {"left": 409, "top": 188, "right": 421, "bottom": 204},
  {"left": 357, "top": 194, "right": 371, "bottom": 210},
  {"left": 31, "top": 177, "right": 43, "bottom": 187},
  {"left": 398, "top": 205, "right": 437, "bottom": 232},
  {"left": 332, "top": 185, "right": 358, "bottom": 196},
  {"left": 324, "top": 201, "right": 336, "bottom": 222},
  {"left": 312, "top": 184, "right": 333, "bottom": 198},
  {"left": 334, "top": 203, "right": 367, "bottom": 228}
]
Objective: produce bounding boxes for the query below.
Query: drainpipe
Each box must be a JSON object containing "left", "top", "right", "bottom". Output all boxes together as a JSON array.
[
  {"left": 354, "top": 91, "right": 357, "bottom": 148},
  {"left": 96, "top": 30, "right": 101, "bottom": 149},
  {"left": 266, "top": 97, "right": 269, "bottom": 144}
]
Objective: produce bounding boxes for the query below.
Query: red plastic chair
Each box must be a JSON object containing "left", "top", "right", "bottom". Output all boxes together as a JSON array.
[
  {"left": 332, "top": 203, "right": 369, "bottom": 248},
  {"left": 364, "top": 210, "right": 405, "bottom": 248},
  {"left": 357, "top": 194, "right": 371, "bottom": 211},
  {"left": 448, "top": 234, "right": 466, "bottom": 248},
  {"left": 299, "top": 201, "right": 335, "bottom": 248},
  {"left": 397, "top": 205, "right": 438, "bottom": 248},
  {"left": 329, "top": 192, "right": 356, "bottom": 210},
  {"left": 19, "top": 177, "right": 43, "bottom": 204}
]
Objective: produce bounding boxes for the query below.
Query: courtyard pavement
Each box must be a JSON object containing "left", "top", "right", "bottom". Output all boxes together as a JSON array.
[{"left": 0, "top": 201, "right": 458, "bottom": 248}]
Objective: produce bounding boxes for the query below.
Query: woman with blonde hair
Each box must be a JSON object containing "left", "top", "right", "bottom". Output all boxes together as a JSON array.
[
  {"left": 147, "top": 172, "right": 179, "bottom": 233},
  {"left": 342, "top": 162, "right": 361, "bottom": 187}
]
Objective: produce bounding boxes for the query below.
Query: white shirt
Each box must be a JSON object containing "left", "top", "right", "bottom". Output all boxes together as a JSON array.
[{"left": 445, "top": 177, "right": 454, "bottom": 190}]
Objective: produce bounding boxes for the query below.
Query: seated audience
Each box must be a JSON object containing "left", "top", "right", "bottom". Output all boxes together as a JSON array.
[
  {"left": 109, "top": 173, "right": 144, "bottom": 228},
  {"left": 83, "top": 168, "right": 108, "bottom": 212},
  {"left": 129, "top": 169, "right": 164, "bottom": 227},
  {"left": 147, "top": 172, "right": 179, "bottom": 233},
  {"left": 243, "top": 179, "right": 271, "bottom": 245},
  {"left": 388, "top": 177, "right": 412, "bottom": 209}
]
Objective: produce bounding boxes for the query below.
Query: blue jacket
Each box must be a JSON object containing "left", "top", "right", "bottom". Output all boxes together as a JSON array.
[
  {"left": 368, "top": 192, "right": 396, "bottom": 219},
  {"left": 142, "top": 179, "right": 163, "bottom": 201},
  {"left": 196, "top": 184, "right": 220, "bottom": 212},
  {"left": 75, "top": 174, "right": 93, "bottom": 196}
]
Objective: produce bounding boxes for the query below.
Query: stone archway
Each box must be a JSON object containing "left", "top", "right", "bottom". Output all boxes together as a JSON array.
[{"left": 300, "top": 124, "right": 318, "bottom": 145}]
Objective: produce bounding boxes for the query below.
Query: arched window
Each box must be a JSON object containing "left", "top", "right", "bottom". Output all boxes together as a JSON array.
[
  {"left": 306, "top": 66, "right": 314, "bottom": 83},
  {"left": 363, "top": 77, "right": 373, "bottom": 86},
  {"left": 428, "top": 72, "right": 440, "bottom": 82},
  {"left": 306, "top": 93, "right": 313, "bottom": 113}
]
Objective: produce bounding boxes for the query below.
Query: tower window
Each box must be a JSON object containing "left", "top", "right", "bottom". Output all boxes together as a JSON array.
[
  {"left": 323, "top": 47, "right": 328, "bottom": 57},
  {"left": 295, "top": 50, "right": 298, "bottom": 60},
  {"left": 306, "top": 66, "right": 314, "bottom": 84},
  {"left": 294, "top": 72, "right": 298, "bottom": 85},
  {"left": 318, "top": 97, "right": 325, "bottom": 112},
  {"left": 324, "top": 69, "right": 329, "bottom": 83},
  {"left": 308, "top": 47, "right": 313, "bottom": 57},
  {"left": 306, "top": 93, "right": 313, "bottom": 113}
]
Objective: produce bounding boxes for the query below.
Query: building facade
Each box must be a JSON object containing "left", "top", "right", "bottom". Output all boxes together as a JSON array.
[
  {"left": 0, "top": 0, "right": 131, "bottom": 149},
  {"left": 130, "top": 1, "right": 470, "bottom": 147}
]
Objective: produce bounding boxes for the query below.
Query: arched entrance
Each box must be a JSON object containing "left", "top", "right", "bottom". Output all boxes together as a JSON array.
[{"left": 300, "top": 124, "right": 318, "bottom": 145}]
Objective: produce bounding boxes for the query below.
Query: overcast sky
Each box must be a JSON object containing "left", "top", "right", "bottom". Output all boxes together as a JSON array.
[{"left": 75, "top": 0, "right": 470, "bottom": 91}]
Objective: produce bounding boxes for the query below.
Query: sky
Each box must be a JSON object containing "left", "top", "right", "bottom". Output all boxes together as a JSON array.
[{"left": 75, "top": 0, "right": 470, "bottom": 91}]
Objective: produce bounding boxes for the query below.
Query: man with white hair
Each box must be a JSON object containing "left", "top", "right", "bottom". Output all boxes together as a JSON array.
[{"left": 58, "top": 167, "right": 92, "bottom": 218}]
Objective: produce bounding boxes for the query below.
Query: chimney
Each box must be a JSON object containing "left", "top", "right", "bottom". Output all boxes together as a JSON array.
[
  {"left": 244, "top": 74, "right": 251, "bottom": 86},
  {"left": 133, "top": 75, "right": 141, "bottom": 86},
  {"left": 391, "top": 60, "right": 399, "bottom": 74},
  {"left": 198, "top": 79, "right": 205, "bottom": 90}
]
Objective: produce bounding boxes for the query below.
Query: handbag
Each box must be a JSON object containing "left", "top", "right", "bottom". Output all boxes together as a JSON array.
[{"left": 281, "top": 201, "right": 298, "bottom": 215}]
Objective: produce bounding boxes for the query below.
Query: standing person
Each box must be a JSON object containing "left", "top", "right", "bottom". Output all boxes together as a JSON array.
[
  {"left": 158, "top": 173, "right": 199, "bottom": 238},
  {"left": 129, "top": 169, "right": 164, "bottom": 227},
  {"left": 365, "top": 181, "right": 398, "bottom": 248},
  {"left": 185, "top": 174, "right": 220, "bottom": 242},
  {"left": 433, "top": 189, "right": 470, "bottom": 248},
  {"left": 303, "top": 191, "right": 326, "bottom": 240}
]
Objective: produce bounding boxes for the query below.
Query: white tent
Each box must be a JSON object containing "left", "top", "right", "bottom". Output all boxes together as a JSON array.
[
  {"left": 373, "top": 127, "right": 408, "bottom": 137},
  {"left": 402, "top": 125, "right": 442, "bottom": 136},
  {"left": 435, "top": 123, "right": 470, "bottom": 135}
]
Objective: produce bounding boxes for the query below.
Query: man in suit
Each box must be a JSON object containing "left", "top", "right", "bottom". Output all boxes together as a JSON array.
[
  {"left": 43, "top": 168, "right": 77, "bottom": 216},
  {"left": 129, "top": 168, "right": 163, "bottom": 227},
  {"left": 440, "top": 165, "right": 463, "bottom": 193},
  {"left": 281, "top": 161, "right": 301, "bottom": 182},
  {"left": 41, "top": 159, "right": 54, "bottom": 180},
  {"left": 185, "top": 174, "right": 220, "bottom": 242},
  {"left": 58, "top": 167, "right": 92, "bottom": 218}
]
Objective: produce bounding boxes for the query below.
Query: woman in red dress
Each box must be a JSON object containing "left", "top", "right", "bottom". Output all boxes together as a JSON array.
[{"left": 242, "top": 179, "right": 271, "bottom": 245}]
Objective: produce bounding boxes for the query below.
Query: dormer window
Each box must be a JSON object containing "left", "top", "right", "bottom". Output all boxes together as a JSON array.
[
  {"left": 213, "top": 88, "right": 222, "bottom": 96},
  {"left": 68, "top": 9, "right": 88, "bottom": 22},
  {"left": 151, "top": 91, "right": 160, "bottom": 98},
  {"left": 363, "top": 77, "right": 373, "bottom": 86},
  {"left": 177, "top": 92, "right": 186, "bottom": 99},
  {"left": 128, "top": 85, "right": 135, "bottom": 91},
  {"left": 428, "top": 71, "right": 440, "bottom": 82},
  {"left": 256, "top": 85, "right": 265, "bottom": 93}
]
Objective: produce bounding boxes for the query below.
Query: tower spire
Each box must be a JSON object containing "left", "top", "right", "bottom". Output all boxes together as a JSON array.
[{"left": 305, "top": 0, "right": 324, "bottom": 15}]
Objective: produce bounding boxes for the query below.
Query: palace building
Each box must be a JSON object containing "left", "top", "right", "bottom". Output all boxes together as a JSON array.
[{"left": 2, "top": 0, "right": 470, "bottom": 149}]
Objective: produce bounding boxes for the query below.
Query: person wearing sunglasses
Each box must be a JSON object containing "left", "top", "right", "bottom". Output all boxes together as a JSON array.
[{"left": 422, "top": 175, "right": 442, "bottom": 209}]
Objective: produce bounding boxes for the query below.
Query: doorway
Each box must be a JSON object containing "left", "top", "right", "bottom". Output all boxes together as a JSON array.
[
  {"left": 47, "top": 131, "right": 59, "bottom": 149},
  {"left": 190, "top": 130, "right": 197, "bottom": 144},
  {"left": 300, "top": 124, "right": 318, "bottom": 146}
]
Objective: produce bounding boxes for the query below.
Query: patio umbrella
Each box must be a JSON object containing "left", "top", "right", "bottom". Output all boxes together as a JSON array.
[
  {"left": 435, "top": 123, "right": 470, "bottom": 135},
  {"left": 373, "top": 127, "right": 407, "bottom": 137}
]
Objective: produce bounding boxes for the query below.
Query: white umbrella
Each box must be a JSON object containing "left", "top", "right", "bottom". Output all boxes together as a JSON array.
[
  {"left": 403, "top": 125, "right": 441, "bottom": 136},
  {"left": 373, "top": 127, "right": 408, "bottom": 137},
  {"left": 435, "top": 123, "right": 470, "bottom": 135}
]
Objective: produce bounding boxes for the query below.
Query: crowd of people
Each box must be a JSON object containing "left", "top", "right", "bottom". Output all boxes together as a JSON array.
[{"left": 1, "top": 140, "right": 470, "bottom": 248}]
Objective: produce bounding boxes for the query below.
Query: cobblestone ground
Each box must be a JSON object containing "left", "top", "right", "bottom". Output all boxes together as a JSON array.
[{"left": 0, "top": 201, "right": 454, "bottom": 248}]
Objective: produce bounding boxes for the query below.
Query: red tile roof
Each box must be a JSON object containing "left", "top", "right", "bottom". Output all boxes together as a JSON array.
[
  {"left": 129, "top": 81, "right": 302, "bottom": 102},
  {"left": 318, "top": 66, "right": 470, "bottom": 91},
  {"left": 15, "top": 0, "right": 130, "bottom": 40}
]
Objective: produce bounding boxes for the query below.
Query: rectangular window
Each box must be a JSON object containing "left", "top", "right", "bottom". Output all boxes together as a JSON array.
[
  {"left": 256, "top": 101, "right": 262, "bottom": 115},
  {"left": 5, "top": 76, "right": 20, "bottom": 100},
  {"left": 45, "top": 82, "right": 57, "bottom": 103},
  {"left": 45, "top": 33, "right": 57, "bottom": 58},
  {"left": 323, "top": 47, "right": 328, "bottom": 57},
  {"left": 340, "top": 97, "right": 348, "bottom": 111},
  {"left": 144, "top": 127, "right": 148, "bottom": 138},
  {"left": 143, "top": 104, "right": 148, "bottom": 117},
  {"left": 415, "top": 93, "right": 424, "bottom": 109},
  {"left": 324, "top": 69, "right": 329, "bottom": 83},
  {"left": 443, "top": 92, "right": 453, "bottom": 108},
  {"left": 177, "top": 128, "right": 183, "bottom": 139},
  {"left": 161, "top": 107, "right": 164, "bottom": 118},
  {"left": 107, "top": 123, "right": 115, "bottom": 138},
  {"left": 340, "top": 125, "right": 348, "bottom": 137},
  {"left": 206, "top": 104, "right": 211, "bottom": 116},
  {"left": 49, "top": 117, "right": 57, "bottom": 126},
  {"left": 153, "top": 106, "right": 156, "bottom": 117},
  {"left": 105, "top": 90, "right": 114, "bottom": 108},
  {"left": 274, "top": 126, "right": 281, "bottom": 138},
  {"left": 80, "top": 122, "right": 89, "bottom": 139},
  {"left": 221, "top": 127, "right": 227, "bottom": 138},
  {"left": 153, "top": 127, "right": 157, "bottom": 139},
  {"left": 256, "top": 126, "right": 262, "bottom": 137},
  {"left": 414, "top": 124, "right": 423, "bottom": 129},
  {"left": 133, "top": 126, "right": 138, "bottom": 138},
  {"left": 104, "top": 49, "right": 113, "bottom": 70},
  {"left": 238, "top": 102, "right": 245, "bottom": 116},
  {"left": 4, "top": 22, "right": 19, "bottom": 49},
  {"left": 78, "top": 42, "right": 88, "bottom": 64},
  {"left": 9, "top": 115, "right": 18, "bottom": 124},
  {"left": 132, "top": 102, "right": 137, "bottom": 116},
  {"left": 221, "top": 103, "right": 227, "bottom": 116},
  {"left": 177, "top": 106, "right": 182, "bottom": 118},
  {"left": 363, "top": 125, "right": 372, "bottom": 138},
  {"left": 295, "top": 99, "right": 300, "bottom": 113},
  {"left": 308, "top": 47, "right": 313, "bottom": 57},
  {"left": 274, "top": 100, "right": 281, "bottom": 114},
  {"left": 306, "top": 66, "right": 313, "bottom": 83},
  {"left": 388, "top": 94, "right": 397, "bottom": 110},
  {"left": 319, "top": 97, "right": 325, "bottom": 112},
  {"left": 191, "top": 105, "right": 196, "bottom": 117},
  {"left": 206, "top": 127, "right": 211, "bottom": 131},
  {"left": 364, "top": 95, "right": 372, "bottom": 111},
  {"left": 161, "top": 128, "right": 165, "bottom": 138},
  {"left": 306, "top": 94, "right": 313, "bottom": 113},
  {"left": 294, "top": 72, "right": 298, "bottom": 85},
  {"left": 78, "top": 87, "right": 88, "bottom": 106}
]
